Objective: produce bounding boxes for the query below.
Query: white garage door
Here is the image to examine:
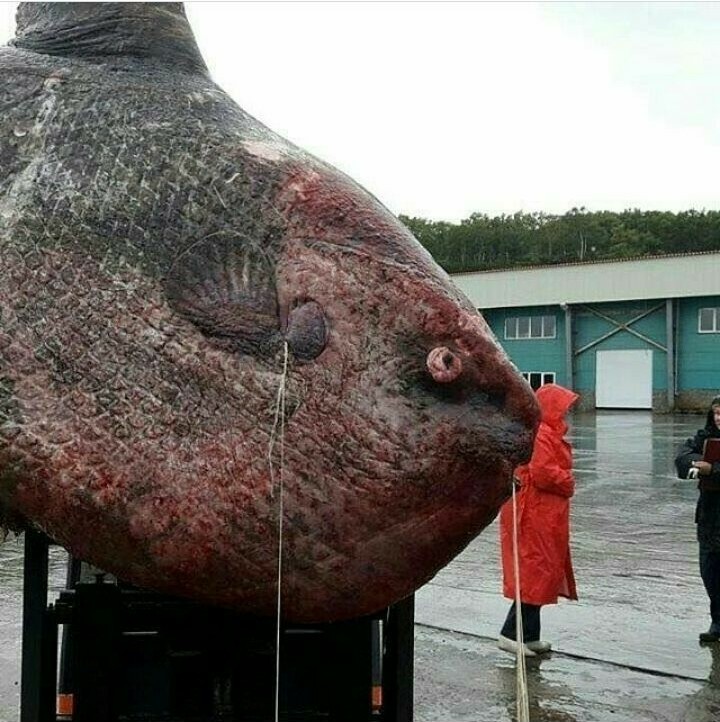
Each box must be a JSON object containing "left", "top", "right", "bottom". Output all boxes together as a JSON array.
[{"left": 596, "top": 349, "right": 653, "bottom": 409}]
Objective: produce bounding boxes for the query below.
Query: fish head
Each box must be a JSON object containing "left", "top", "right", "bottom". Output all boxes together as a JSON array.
[{"left": 182, "top": 158, "right": 540, "bottom": 618}]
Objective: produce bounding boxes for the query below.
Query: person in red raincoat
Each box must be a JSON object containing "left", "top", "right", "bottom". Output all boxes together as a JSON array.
[{"left": 497, "top": 383, "right": 579, "bottom": 657}]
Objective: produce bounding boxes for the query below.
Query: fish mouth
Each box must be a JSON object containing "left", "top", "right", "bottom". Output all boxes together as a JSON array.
[
  {"left": 503, "top": 426, "right": 536, "bottom": 468},
  {"left": 458, "top": 428, "right": 534, "bottom": 504},
  {"left": 497, "top": 458, "right": 520, "bottom": 501},
  {"left": 459, "top": 423, "right": 535, "bottom": 476},
  {"left": 472, "top": 455, "right": 518, "bottom": 501}
]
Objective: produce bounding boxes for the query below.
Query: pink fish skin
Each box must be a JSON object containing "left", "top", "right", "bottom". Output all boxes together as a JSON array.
[{"left": 0, "top": 3, "right": 538, "bottom": 621}]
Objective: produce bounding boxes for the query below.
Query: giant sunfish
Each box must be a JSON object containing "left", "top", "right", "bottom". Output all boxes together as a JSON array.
[{"left": 0, "top": 2, "right": 538, "bottom": 621}]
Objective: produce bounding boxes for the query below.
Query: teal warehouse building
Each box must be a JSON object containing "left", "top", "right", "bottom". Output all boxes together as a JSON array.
[{"left": 451, "top": 251, "right": 720, "bottom": 412}]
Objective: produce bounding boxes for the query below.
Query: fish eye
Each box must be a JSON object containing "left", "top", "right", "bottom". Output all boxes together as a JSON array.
[{"left": 285, "top": 300, "right": 327, "bottom": 361}]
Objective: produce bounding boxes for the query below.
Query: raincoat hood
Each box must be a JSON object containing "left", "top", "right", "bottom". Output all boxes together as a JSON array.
[
  {"left": 536, "top": 384, "right": 579, "bottom": 428},
  {"left": 705, "top": 395, "right": 720, "bottom": 436}
]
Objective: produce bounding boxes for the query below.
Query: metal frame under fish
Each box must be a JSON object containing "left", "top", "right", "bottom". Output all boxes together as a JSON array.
[{"left": 0, "top": 2, "right": 539, "bottom": 622}]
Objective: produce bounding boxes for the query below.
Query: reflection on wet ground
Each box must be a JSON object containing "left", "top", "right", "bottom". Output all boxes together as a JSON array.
[
  {"left": 415, "top": 625, "right": 720, "bottom": 722},
  {"left": 417, "top": 411, "right": 720, "bottom": 720},
  {"left": 1, "top": 412, "right": 720, "bottom": 720}
]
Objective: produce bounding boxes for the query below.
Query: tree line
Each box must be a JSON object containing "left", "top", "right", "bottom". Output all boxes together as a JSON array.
[{"left": 399, "top": 208, "right": 720, "bottom": 274}]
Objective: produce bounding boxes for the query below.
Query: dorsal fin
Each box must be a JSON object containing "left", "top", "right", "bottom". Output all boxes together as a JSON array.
[{"left": 12, "top": 2, "right": 208, "bottom": 74}]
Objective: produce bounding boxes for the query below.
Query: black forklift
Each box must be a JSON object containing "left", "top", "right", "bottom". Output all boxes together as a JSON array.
[{"left": 20, "top": 529, "right": 414, "bottom": 722}]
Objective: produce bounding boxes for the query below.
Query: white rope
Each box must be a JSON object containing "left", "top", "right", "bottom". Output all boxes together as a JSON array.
[
  {"left": 268, "top": 342, "right": 289, "bottom": 722},
  {"left": 511, "top": 478, "right": 531, "bottom": 722}
]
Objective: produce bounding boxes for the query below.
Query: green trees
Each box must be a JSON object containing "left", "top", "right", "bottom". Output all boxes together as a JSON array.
[{"left": 400, "top": 209, "right": 720, "bottom": 273}]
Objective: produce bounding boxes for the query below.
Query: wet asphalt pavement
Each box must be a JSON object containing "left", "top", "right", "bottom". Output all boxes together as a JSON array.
[
  {"left": 2, "top": 411, "right": 720, "bottom": 721},
  {"left": 415, "top": 411, "right": 720, "bottom": 720}
]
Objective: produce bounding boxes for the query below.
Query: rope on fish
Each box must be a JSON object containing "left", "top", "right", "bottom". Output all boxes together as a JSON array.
[
  {"left": 511, "top": 478, "right": 531, "bottom": 722},
  {"left": 268, "top": 341, "right": 289, "bottom": 722},
  {"left": 268, "top": 341, "right": 289, "bottom": 499}
]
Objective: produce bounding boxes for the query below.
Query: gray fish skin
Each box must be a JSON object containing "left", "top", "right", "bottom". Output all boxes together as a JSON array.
[{"left": 0, "top": 3, "right": 538, "bottom": 621}]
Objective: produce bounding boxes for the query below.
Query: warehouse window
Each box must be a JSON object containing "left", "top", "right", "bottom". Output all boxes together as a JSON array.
[
  {"left": 699, "top": 308, "right": 720, "bottom": 333},
  {"left": 505, "top": 315, "right": 556, "bottom": 339},
  {"left": 521, "top": 371, "right": 556, "bottom": 390}
]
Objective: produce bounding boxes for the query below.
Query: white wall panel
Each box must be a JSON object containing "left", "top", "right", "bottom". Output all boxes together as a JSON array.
[{"left": 451, "top": 253, "right": 720, "bottom": 309}]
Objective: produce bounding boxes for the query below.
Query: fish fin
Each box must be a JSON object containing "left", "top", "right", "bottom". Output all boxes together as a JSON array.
[
  {"left": 166, "top": 232, "right": 280, "bottom": 356},
  {"left": 12, "top": 3, "right": 207, "bottom": 74}
]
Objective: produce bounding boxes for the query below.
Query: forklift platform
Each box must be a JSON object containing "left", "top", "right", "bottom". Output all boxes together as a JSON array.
[{"left": 20, "top": 530, "right": 414, "bottom": 722}]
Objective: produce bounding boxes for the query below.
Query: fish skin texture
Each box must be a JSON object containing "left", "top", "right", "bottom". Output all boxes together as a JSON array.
[{"left": 0, "top": 3, "right": 539, "bottom": 621}]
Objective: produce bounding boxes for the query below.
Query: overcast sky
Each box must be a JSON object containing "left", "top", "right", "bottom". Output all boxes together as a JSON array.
[{"left": 1, "top": 2, "right": 719, "bottom": 222}]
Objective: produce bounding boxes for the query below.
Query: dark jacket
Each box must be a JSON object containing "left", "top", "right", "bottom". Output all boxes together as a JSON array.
[{"left": 675, "top": 398, "right": 720, "bottom": 551}]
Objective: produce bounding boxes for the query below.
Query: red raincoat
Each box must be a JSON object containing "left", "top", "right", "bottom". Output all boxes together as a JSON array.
[{"left": 500, "top": 383, "right": 579, "bottom": 605}]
